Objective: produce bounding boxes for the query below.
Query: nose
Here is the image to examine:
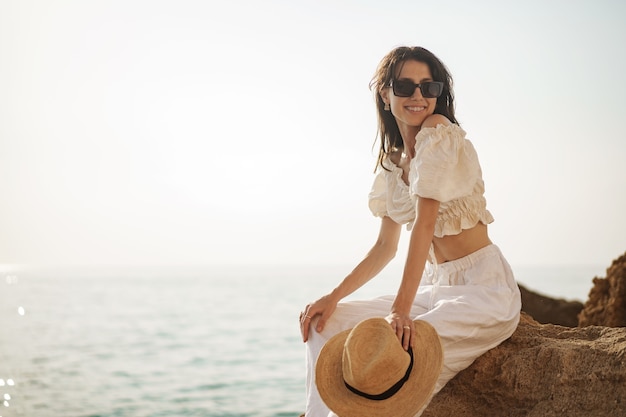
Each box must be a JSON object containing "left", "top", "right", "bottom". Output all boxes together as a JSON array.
[{"left": 411, "top": 86, "right": 423, "bottom": 99}]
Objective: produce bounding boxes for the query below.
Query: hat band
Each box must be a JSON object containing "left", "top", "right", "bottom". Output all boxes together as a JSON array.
[{"left": 344, "top": 347, "right": 414, "bottom": 401}]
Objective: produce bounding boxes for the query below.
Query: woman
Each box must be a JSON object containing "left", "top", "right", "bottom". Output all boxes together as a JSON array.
[{"left": 299, "top": 46, "right": 521, "bottom": 416}]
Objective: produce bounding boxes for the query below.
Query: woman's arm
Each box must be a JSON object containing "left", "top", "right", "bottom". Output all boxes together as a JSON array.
[
  {"left": 387, "top": 196, "right": 440, "bottom": 350},
  {"left": 300, "top": 216, "right": 402, "bottom": 342}
]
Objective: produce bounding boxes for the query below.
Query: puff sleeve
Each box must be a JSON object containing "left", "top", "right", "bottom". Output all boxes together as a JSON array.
[
  {"left": 368, "top": 169, "right": 388, "bottom": 218},
  {"left": 408, "top": 124, "right": 481, "bottom": 202}
]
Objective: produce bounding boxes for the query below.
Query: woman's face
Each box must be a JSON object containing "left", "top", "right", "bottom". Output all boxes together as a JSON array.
[{"left": 382, "top": 60, "right": 437, "bottom": 135}]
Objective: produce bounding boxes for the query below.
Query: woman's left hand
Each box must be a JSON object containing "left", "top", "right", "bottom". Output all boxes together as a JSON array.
[{"left": 385, "top": 312, "right": 414, "bottom": 350}]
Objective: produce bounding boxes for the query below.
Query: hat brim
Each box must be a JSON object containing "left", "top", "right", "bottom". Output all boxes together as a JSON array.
[{"left": 315, "top": 319, "right": 443, "bottom": 417}]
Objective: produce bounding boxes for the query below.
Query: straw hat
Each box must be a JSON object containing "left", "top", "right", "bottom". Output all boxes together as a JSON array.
[{"left": 315, "top": 317, "right": 443, "bottom": 417}]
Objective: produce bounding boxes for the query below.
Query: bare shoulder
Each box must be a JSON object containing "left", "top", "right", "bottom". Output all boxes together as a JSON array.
[{"left": 422, "top": 114, "right": 452, "bottom": 129}]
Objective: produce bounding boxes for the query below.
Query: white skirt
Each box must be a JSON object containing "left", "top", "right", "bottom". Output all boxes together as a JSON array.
[{"left": 305, "top": 244, "right": 521, "bottom": 417}]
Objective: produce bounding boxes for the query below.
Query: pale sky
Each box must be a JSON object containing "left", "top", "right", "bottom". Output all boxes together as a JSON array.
[{"left": 1, "top": 0, "right": 625, "bottom": 269}]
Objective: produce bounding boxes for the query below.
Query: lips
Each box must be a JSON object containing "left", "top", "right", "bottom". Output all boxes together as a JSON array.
[{"left": 406, "top": 106, "right": 426, "bottom": 112}]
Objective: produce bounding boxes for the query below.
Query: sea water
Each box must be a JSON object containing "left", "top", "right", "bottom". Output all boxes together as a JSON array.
[{"left": 0, "top": 263, "right": 605, "bottom": 417}]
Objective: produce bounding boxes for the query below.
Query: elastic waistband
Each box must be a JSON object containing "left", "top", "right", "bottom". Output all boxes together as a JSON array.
[{"left": 438, "top": 244, "right": 502, "bottom": 274}]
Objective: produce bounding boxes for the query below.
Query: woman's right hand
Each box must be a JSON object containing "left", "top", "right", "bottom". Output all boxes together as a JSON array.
[
  {"left": 299, "top": 294, "right": 339, "bottom": 343},
  {"left": 299, "top": 217, "right": 401, "bottom": 342}
]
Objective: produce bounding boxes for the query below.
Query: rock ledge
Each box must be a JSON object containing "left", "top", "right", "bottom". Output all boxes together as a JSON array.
[
  {"left": 423, "top": 313, "right": 626, "bottom": 416},
  {"left": 423, "top": 250, "right": 626, "bottom": 417}
]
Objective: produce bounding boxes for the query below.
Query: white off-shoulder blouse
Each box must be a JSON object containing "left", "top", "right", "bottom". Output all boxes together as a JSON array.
[{"left": 368, "top": 124, "right": 494, "bottom": 237}]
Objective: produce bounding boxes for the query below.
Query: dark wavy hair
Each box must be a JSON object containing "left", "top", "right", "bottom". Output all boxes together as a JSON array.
[{"left": 369, "top": 46, "right": 458, "bottom": 171}]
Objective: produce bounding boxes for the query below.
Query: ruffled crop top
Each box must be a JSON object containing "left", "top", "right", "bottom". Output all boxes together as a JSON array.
[{"left": 368, "top": 124, "right": 494, "bottom": 237}]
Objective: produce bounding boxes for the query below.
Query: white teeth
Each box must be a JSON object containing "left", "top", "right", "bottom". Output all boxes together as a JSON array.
[{"left": 407, "top": 106, "right": 425, "bottom": 112}]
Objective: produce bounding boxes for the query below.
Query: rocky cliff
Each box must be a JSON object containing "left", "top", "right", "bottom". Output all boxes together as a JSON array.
[{"left": 579, "top": 252, "right": 626, "bottom": 327}]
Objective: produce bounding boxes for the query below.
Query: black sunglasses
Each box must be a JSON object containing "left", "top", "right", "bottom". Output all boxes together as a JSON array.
[{"left": 391, "top": 80, "right": 444, "bottom": 98}]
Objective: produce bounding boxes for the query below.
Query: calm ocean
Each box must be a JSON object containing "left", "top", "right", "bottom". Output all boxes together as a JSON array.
[{"left": 0, "top": 263, "right": 605, "bottom": 417}]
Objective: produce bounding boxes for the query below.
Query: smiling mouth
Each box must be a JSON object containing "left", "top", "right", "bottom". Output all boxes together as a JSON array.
[{"left": 406, "top": 106, "right": 426, "bottom": 112}]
